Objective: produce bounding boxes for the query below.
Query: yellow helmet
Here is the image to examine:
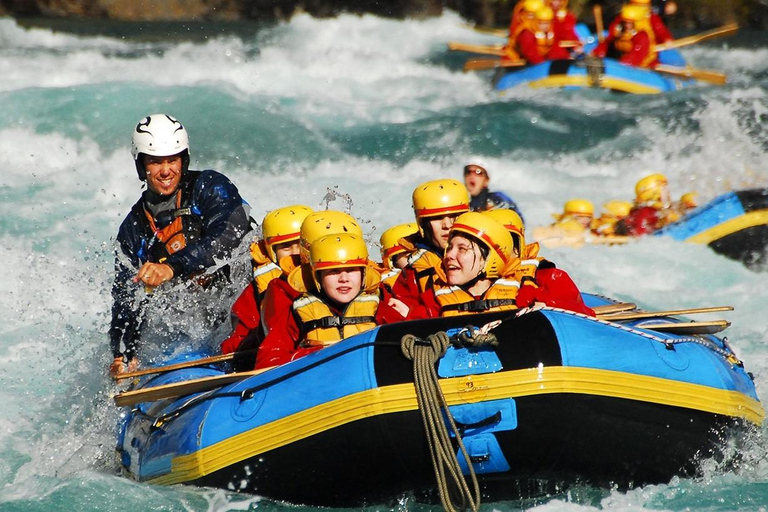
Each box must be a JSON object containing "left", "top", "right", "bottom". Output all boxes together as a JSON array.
[
  {"left": 379, "top": 222, "right": 418, "bottom": 268},
  {"left": 621, "top": 4, "right": 649, "bottom": 22},
  {"left": 300, "top": 210, "right": 363, "bottom": 263},
  {"left": 522, "top": 0, "right": 545, "bottom": 14},
  {"left": 602, "top": 200, "right": 633, "bottom": 218},
  {"left": 481, "top": 208, "right": 525, "bottom": 254},
  {"left": 261, "top": 204, "right": 314, "bottom": 263},
  {"left": 563, "top": 199, "right": 595, "bottom": 218},
  {"left": 535, "top": 6, "right": 555, "bottom": 21},
  {"left": 635, "top": 173, "right": 668, "bottom": 203},
  {"left": 630, "top": 0, "right": 651, "bottom": 5},
  {"left": 310, "top": 233, "right": 369, "bottom": 291},
  {"left": 449, "top": 212, "right": 512, "bottom": 279},
  {"left": 680, "top": 192, "right": 698, "bottom": 209},
  {"left": 412, "top": 178, "right": 470, "bottom": 234}
]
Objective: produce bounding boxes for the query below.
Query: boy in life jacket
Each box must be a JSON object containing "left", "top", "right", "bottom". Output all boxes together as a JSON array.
[
  {"left": 593, "top": 4, "right": 659, "bottom": 68},
  {"left": 508, "top": 6, "right": 567, "bottom": 65},
  {"left": 220, "top": 205, "right": 313, "bottom": 365},
  {"left": 591, "top": 200, "right": 633, "bottom": 237},
  {"left": 110, "top": 114, "right": 252, "bottom": 376},
  {"left": 378, "top": 222, "right": 419, "bottom": 291},
  {"left": 254, "top": 233, "right": 407, "bottom": 369},
  {"left": 615, "top": 173, "right": 675, "bottom": 236},
  {"left": 390, "top": 178, "right": 470, "bottom": 314},
  {"left": 604, "top": 0, "right": 673, "bottom": 46}
]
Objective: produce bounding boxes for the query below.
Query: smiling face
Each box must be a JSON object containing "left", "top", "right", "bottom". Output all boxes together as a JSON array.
[
  {"left": 319, "top": 268, "right": 363, "bottom": 305},
  {"left": 443, "top": 234, "right": 486, "bottom": 286},
  {"left": 143, "top": 153, "right": 183, "bottom": 196}
]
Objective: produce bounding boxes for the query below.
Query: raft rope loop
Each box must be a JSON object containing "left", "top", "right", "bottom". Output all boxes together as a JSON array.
[{"left": 401, "top": 331, "right": 481, "bottom": 512}]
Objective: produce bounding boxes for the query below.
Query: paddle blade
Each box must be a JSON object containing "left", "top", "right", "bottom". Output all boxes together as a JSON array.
[
  {"left": 448, "top": 41, "right": 506, "bottom": 56},
  {"left": 655, "top": 23, "right": 738, "bottom": 52},
  {"left": 655, "top": 65, "right": 728, "bottom": 85},
  {"left": 463, "top": 58, "right": 525, "bottom": 72}
]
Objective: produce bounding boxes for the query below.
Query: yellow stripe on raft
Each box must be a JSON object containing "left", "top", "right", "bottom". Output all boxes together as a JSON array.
[
  {"left": 525, "top": 75, "right": 666, "bottom": 94},
  {"left": 150, "top": 366, "right": 764, "bottom": 485},
  {"left": 687, "top": 210, "right": 768, "bottom": 245}
]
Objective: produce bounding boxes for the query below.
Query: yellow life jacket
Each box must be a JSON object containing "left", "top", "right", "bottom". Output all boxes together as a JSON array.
[
  {"left": 380, "top": 267, "right": 402, "bottom": 290},
  {"left": 293, "top": 293, "right": 380, "bottom": 347},
  {"left": 400, "top": 235, "right": 443, "bottom": 293},
  {"left": 534, "top": 29, "right": 555, "bottom": 56},
  {"left": 433, "top": 278, "right": 522, "bottom": 316},
  {"left": 250, "top": 240, "right": 284, "bottom": 301},
  {"left": 287, "top": 260, "right": 383, "bottom": 347}
]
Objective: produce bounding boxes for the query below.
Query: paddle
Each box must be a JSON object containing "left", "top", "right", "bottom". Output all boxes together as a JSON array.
[
  {"left": 114, "top": 366, "right": 276, "bottom": 407},
  {"left": 594, "top": 5, "right": 605, "bottom": 44},
  {"left": 654, "top": 65, "right": 728, "bottom": 86},
  {"left": 463, "top": 58, "right": 526, "bottom": 72},
  {"left": 113, "top": 352, "right": 238, "bottom": 381},
  {"left": 655, "top": 23, "right": 738, "bottom": 52},
  {"left": 448, "top": 42, "right": 506, "bottom": 56},
  {"left": 592, "top": 302, "right": 637, "bottom": 315},
  {"left": 638, "top": 320, "right": 730, "bottom": 335},
  {"left": 601, "top": 305, "right": 733, "bottom": 322}
]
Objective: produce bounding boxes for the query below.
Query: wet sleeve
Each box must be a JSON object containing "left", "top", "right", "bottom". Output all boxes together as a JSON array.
[
  {"left": 109, "top": 225, "right": 144, "bottom": 360},
  {"left": 164, "top": 171, "right": 252, "bottom": 278}
]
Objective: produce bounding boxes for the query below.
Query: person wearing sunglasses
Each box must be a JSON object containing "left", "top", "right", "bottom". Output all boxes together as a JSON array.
[{"left": 463, "top": 163, "right": 524, "bottom": 222}]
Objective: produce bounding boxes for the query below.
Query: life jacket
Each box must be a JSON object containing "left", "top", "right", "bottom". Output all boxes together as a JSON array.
[
  {"left": 288, "top": 261, "right": 382, "bottom": 348},
  {"left": 400, "top": 235, "right": 443, "bottom": 294},
  {"left": 133, "top": 171, "right": 203, "bottom": 264},
  {"left": 250, "top": 240, "right": 285, "bottom": 304},
  {"left": 380, "top": 267, "right": 402, "bottom": 290},
  {"left": 534, "top": 29, "right": 555, "bottom": 57},
  {"left": 614, "top": 22, "right": 657, "bottom": 68},
  {"left": 433, "top": 278, "right": 521, "bottom": 316}
]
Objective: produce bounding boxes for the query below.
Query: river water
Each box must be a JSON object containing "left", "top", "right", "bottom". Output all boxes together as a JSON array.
[{"left": 0, "top": 12, "right": 767, "bottom": 512}]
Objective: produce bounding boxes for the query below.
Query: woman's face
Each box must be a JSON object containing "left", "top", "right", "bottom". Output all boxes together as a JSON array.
[
  {"left": 443, "top": 234, "right": 485, "bottom": 286},
  {"left": 319, "top": 268, "right": 363, "bottom": 304}
]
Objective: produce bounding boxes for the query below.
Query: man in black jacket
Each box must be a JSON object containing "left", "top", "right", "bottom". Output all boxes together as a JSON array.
[{"left": 109, "top": 113, "right": 252, "bottom": 376}]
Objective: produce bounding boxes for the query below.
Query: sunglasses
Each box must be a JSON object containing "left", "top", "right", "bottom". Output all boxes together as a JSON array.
[{"left": 463, "top": 166, "right": 487, "bottom": 176}]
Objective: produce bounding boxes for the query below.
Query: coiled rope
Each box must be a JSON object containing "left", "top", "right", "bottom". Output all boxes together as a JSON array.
[{"left": 401, "top": 331, "right": 481, "bottom": 512}]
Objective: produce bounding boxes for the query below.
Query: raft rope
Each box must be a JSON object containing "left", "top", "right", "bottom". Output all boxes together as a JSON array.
[{"left": 400, "top": 331, "right": 482, "bottom": 512}]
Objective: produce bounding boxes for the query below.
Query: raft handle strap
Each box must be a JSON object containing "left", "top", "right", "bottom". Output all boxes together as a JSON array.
[{"left": 401, "top": 331, "right": 480, "bottom": 512}]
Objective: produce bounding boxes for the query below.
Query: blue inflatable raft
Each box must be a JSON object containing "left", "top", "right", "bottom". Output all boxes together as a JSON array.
[
  {"left": 115, "top": 295, "right": 762, "bottom": 506},
  {"left": 656, "top": 188, "right": 768, "bottom": 269}
]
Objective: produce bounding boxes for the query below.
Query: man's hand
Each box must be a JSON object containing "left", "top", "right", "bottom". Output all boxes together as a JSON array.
[
  {"left": 134, "top": 262, "right": 174, "bottom": 288},
  {"left": 109, "top": 356, "right": 139, "bottom": 377}
]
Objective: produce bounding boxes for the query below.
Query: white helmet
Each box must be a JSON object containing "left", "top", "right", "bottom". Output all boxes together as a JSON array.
[{"left": 131, "top": 114, "right": 190, "bottom": 181}]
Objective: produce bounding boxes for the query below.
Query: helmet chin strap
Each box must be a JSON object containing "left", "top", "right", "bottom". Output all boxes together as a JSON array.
[{"left": 461, "top": 270, "right": 488, "bottom": 291}]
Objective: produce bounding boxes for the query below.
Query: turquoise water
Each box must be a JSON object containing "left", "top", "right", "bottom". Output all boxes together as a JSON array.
[{"left": 1, "top": 12, "right": 768, "bottom": 511}]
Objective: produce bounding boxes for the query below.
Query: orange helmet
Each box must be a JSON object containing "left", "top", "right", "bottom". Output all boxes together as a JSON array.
[
  {"left": 379, "top": 222, "right": 418, "bottom": 268},
  {"left": 412, "top": 178, "right": 470, "bottom": 235},
  {"left": 261, "top": 205, "right": 314, "bottom": 263},
  {"left": 449, "top": 212, "right": 512, "bottom": 279}
]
